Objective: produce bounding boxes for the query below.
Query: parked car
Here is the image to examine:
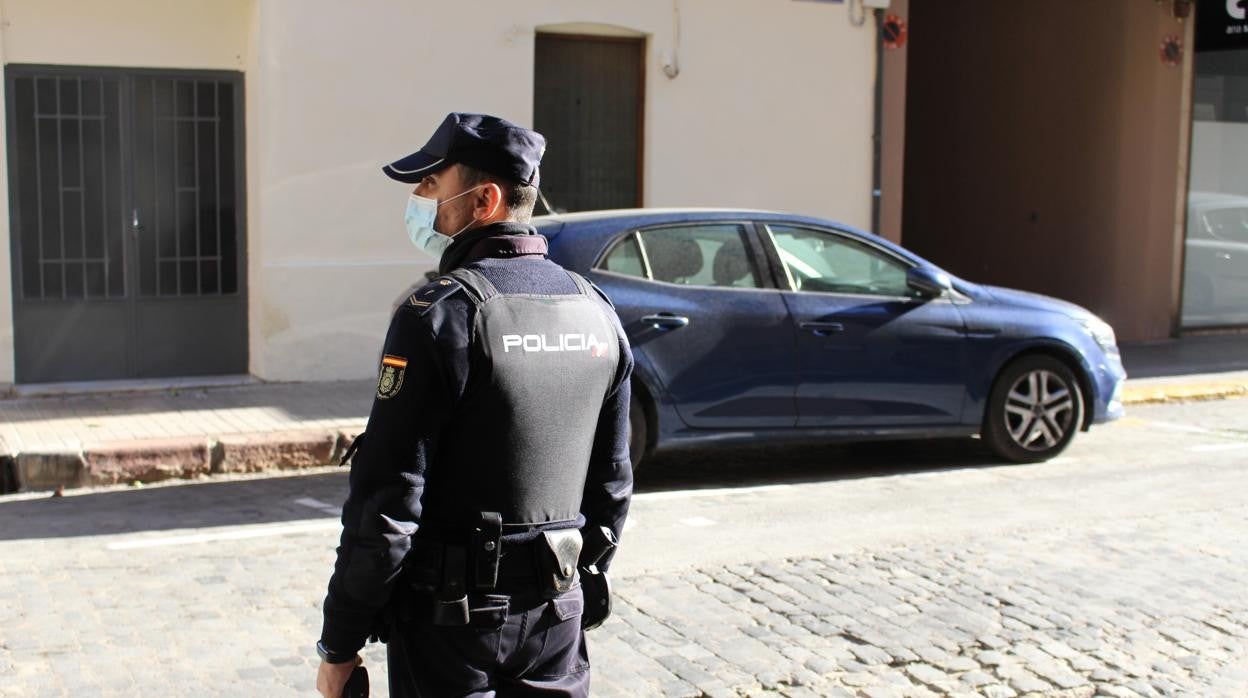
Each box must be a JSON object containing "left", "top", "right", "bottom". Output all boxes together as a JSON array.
[
  {"left": 1182, "top": 192, "right": 1248, "bottom": 326},
  {"left": 535, "top": 209, "right": 1126, "bottom": 467}
]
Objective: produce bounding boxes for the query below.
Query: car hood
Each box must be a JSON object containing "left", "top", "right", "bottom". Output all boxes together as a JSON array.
[{"left": 979, "top": 284, "right": 1094, "bottom": 320}]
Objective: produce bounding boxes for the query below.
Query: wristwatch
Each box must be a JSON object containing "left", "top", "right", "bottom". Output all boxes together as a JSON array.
[{"left": 316, "top": 640, "right": 355, "bottom": 664}]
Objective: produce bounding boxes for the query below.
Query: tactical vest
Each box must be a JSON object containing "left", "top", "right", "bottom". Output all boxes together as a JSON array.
[{"left": 419, "top": 267, "right": 621, "bottom": 530}]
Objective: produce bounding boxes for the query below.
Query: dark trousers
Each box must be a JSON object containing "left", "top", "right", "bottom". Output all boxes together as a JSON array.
[{"left": 387, "top": 584, "right": 590, "bottom": 697}]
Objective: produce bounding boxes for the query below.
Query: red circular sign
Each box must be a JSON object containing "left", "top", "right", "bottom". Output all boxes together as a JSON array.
[
  {"left": 1160, "top": 35, "right": 1183, "bottom": 66},
  {"left": 883, "top": 14, "right": 908, "bottom": 51}
]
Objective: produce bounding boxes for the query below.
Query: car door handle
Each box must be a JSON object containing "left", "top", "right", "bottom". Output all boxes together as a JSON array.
[
  {"left": 962, "top": 327, "right": 1001, "bottom": 338},
  {"left": 800, "top": 321, "right": 844, "bottom": 336},
  {"left": 641, "top": 313, "right": 690, "bottom": 330}
]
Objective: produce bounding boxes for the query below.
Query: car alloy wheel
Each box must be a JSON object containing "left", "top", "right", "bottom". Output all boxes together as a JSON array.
[
  {"left": 984, "top": 355, "right": 1084, "bottom": 463},
  {"left": 1004, "top": 369, "right": 1077, "bottom": 452}
]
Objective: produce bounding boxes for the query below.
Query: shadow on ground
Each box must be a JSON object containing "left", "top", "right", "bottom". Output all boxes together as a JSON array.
[{"left": 0, "top": 438, "right": 1004, "bottom": 542}]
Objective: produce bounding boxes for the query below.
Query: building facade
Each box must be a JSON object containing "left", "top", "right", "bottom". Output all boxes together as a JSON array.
[
  {"left": 0, "top": 0, "right": 878, "bottom": 388},
  {"left": 2, "top": 0, "right": 1244, "bottom": 391},
  {"left": 884, "top": 0, "right": 1247, "bottom": 345}
]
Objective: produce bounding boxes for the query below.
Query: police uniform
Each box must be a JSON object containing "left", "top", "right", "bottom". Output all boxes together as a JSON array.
[{"left": 318, "top": 114, "right": 634, "bottom": 698}]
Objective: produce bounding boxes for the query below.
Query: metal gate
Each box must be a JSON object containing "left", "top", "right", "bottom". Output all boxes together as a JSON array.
[
  {"left": 534, "top": 34, "right": 644, "bottom": 212},
  {"left": 6, "top": 66, "right": 247, "bottom": 383}
]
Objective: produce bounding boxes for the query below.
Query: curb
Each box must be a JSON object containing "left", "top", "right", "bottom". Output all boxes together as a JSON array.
[
  {"left": 1, "top": 377, "right": 1244, "bottom": 494},
  {"left": 15, "top": 450, "right": 87, "bottom": 490},
  {"left": 1, "top": 454, "right": 19, "bottom": 494},
  {"left": 86, "top": 437, "right": 212, "bottom": 486},
  {"left": 2, "top": 428, "right": 362, "bottom": 494},
  {"left": 1121, "top": 381, "right": 1248, "bottom": 406},
  {"left": 215, "top": 430, "right": 338, "bottom": 474}
]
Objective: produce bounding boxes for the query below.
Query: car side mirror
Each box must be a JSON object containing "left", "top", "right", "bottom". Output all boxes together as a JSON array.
[{"left": 906, "top": 267, "right": 952, "bottom": 298}]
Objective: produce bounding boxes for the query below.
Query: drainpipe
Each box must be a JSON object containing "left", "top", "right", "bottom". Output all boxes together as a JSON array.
[{"left": 870, "top": 7, "right": 884, "bottom": 235}]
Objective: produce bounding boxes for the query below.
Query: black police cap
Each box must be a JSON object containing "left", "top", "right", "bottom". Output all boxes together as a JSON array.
[{"left": 383, "top": 112, "right": 545, "bottom": 186}]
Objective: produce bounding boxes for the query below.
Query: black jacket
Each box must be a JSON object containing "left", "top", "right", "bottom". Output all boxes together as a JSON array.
[{"left": 320, "top": 222, "right": 634, "bottom": 654}]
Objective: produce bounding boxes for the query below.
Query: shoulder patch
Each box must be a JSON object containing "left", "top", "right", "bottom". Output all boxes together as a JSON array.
[
  {"left": 406, "top": 277, "right": 464, "bottom": 315},
  {"left": 376, "top": 354, "right": 407, "bottom": 399}
]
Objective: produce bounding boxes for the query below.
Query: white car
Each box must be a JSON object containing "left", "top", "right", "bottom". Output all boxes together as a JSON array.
[{"left": 1183, "top": 192, "right": 1248, "bottom": 326}]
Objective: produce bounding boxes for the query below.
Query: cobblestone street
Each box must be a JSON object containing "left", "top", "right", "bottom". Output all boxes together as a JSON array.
[
  {"left": 597, "top": 510, "right": 1248, "bottom": 697},
  {"left": 1, "top": 399, "right": 1246, "bottom": 697}
]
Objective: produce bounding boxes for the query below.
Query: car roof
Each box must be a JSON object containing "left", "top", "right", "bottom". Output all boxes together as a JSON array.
[
  {"left": 1189, "top": 191, "right": 1248, "bottom": 207},
  {"left": 533, "top": 207, "right": 840, "bottom": 230},
  {"left": 535, "top": 207, "right": 918, "bottom": 273}
]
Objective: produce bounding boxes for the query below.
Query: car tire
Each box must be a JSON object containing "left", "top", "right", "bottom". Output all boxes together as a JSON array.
[
  {"left": 983, "top": 354, "right": 1084, "bottom": 463},
  {"left": 628, "top": 392, "right": 648, "bottom": 471}
]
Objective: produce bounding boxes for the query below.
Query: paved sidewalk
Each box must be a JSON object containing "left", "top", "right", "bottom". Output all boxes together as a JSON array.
[
  {"left": 2, "top": 333, "right": 1246, "bottom": 493},
  {"left": 0, "top": 379, "right": 370, "bottom": 453},
  {"left": 0, "top": 381, "right": 371, "bottom": 492}
]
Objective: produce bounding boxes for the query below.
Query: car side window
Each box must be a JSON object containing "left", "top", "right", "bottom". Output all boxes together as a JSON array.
[
  {"left": 769, "top": 225, "right": 912, "bottom": 297},
  {"left": 638, "top": 225, "right": 761, "bottom": 288},
  {"left": 600, "top": 233, "right": 647, "bottom": 278},
  {"left": 598, "top": 224, "right": 762, "bottom": 288},
  {"left": 1203, "top": 208, "right": 1248, "bottom": 244}
]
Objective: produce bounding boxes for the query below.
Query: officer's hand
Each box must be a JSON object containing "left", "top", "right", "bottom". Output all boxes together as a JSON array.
[{"left": 316, "top": 655, "right": 362, "bottom": 698}]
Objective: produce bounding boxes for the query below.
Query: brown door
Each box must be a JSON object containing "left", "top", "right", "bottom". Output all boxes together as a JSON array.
[{"left": 534, "top": 34, "right": 644, "bottom": 213}]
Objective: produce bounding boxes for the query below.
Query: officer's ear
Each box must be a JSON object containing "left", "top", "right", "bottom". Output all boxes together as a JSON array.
[{"left": 475, "top": 181, "right": 506, "bottom": 222}]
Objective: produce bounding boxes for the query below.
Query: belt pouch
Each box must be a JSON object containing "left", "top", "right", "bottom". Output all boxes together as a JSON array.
[
  {"left": 471, "top": 512, "right": 503, "bottom": 590},
  {"left": 431, "top": 544, "right": 470, "bottom": 626},
  {"left": 539, "top": 529, "right": 584, "bottom": 596}
]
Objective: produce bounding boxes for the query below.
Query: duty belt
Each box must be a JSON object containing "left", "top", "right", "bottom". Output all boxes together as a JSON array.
[{"left": 405, "top": 513, "right": 585, "bottom": 625}]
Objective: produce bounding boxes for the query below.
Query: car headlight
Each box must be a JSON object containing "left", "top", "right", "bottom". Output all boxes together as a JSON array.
[{"left": 1081, "top": 317, "right": 1117, "bottom": 352}]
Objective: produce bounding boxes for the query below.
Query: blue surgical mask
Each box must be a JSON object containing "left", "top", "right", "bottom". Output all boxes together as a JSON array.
[{"left": 403, "top": 186, "right": 485, "bottom": 262}]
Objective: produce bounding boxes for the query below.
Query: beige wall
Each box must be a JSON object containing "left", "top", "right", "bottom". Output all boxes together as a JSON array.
[
  {"left": 247, "top": 0, "right": 878, "bottom": 382},
  {"left": 0, "top": 0, "right": 251, "bottom": 386},
  {"left": 0, "top": 0, "right": 877, "bottom": 384},
  {"left": 901, "top": 0, "right": 1192, "bottom": 343},
  {"left": 0, "top": 0, "right": 251, "bottom": 69},
  {"left": 0, "top": 25, "right": 11, "bottom": 386}
]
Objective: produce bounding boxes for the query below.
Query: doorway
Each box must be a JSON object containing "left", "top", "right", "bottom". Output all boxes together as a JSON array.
[
  {"left": 6, "top": 66, "right": 247, "bottom": 383},
  {"left": 533, "top": 34, "right": 644, "bottom": 212}
]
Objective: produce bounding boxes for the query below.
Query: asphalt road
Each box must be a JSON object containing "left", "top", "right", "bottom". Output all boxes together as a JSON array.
[{"left": 0, "top": 398, "right": 1245, "bottom": 696}]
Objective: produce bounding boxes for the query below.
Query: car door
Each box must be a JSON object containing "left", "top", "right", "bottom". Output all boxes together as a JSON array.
[
  {"left": 1185, "top": 203, "right": 1248, "bottom": 322},
  {"left": 589, "top": 222, "right": 797, "bottom": 429},
  {"left": 762, "top": 223, "right": 968, "bottom": 428}
]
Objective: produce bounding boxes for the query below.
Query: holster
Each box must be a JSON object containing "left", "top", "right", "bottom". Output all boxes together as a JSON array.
[
  {"left": 579, "top": 525, "right": 619, "bottom": 631},
  {"left": 538, "top": 529, "right": 583, "bottom": 597},
  {"left": 431, "top": 544, "right": 469, "bottom": 626},
  {"left": 412, "top": 512, "right": 504, "bottom": 626},
  {"left": 471, "top": 512, "right": 503, "bottom": 591}
]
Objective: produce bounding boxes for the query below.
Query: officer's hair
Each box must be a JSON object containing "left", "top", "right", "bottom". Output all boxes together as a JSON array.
[{"left": 458, "top": 165, "right": 538, "bottom": 223}]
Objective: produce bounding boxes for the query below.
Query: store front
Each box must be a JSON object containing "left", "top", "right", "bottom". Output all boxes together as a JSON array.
[{"left": 1183, "top": 0, "right": 1248, "bottom": 328}]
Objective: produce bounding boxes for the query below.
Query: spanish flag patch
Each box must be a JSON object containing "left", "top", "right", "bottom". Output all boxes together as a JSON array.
[
  {"left": 377, "top": 354, "right": 407, "bottom": 399},
  {"left": 382, "top": 355, "right": 408, "bottom": 369}
]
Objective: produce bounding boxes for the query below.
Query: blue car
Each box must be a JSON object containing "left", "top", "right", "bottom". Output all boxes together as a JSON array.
[{"left": 535, "top": 209, "right": 1126, "bottom": 467}]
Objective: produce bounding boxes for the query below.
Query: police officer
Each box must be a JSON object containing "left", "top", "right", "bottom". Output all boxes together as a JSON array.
[{"left": 315, "top": 113, "right": 634, "bottom": 698}]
